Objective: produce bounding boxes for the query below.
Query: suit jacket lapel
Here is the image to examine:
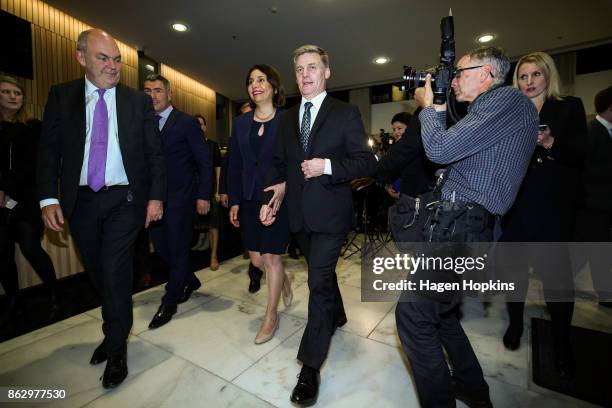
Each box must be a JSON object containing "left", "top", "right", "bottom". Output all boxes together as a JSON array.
[
  {"left": 115, "top": 83, "right": 131, "bottom": 159},
  {"left": 72, "top": 78, "right": 86, "bottom": 153},
  {"left": 306, "top": 95, "right": 332, "bottom": 156},
  {"left": 161, "top": 107, "right": 180, "bottom": 135}
]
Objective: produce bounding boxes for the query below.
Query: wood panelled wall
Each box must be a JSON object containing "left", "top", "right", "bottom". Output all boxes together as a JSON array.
[
  {"left": 160, "top": 65, "right": 216, "bottom": 139},
  {"left": 1, "top": 0, "right": 217, "bottom": 290}
]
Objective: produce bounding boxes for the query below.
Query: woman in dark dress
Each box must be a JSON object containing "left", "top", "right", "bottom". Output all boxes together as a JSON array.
[
  {"left": 228, "top": 65, "right": 291, "bottom": 344},
  {"left": 0, "top": 75, "right": 60, "bottom": 328},
  {"left": 500, "top": 52, "right": 587, "bottom": 378}
]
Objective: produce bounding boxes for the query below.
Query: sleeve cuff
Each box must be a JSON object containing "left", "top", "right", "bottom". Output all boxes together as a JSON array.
[
  {"left": 324, "top": 159, "right": 332, "bottom": 175},
  {"left": 40, "top": 198, "right": 59, "bottom": 208}
]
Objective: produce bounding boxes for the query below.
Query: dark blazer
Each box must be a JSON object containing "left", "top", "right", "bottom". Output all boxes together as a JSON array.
[
  {"left": 376, "top": 112, "right": 438, "bottom": 197},
  {"left": 37, "top": 78, "right": 166, "bottom": 218},
  {"left": 266, "top": 96, "right": 378, "bottom": 234},
  {"left": 583, "top": 119, "right": 612, "bottom": 210},
  {"left": 160, "top": 107, "right": 211, "bottom": 208},
  {"left": 0, "top": 120, "right": 43, "bottom": 220},
  {"left": 228, "top": 110, "right": 281, "bottom": 206}
]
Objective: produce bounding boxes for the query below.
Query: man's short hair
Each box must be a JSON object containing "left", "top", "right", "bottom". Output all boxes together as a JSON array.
[
  {"left": 144, "top": 73, "right": 170, "bottom": 89},
  {"left": 594, "top": 86, "right": 612, "bottom": 114},
  {"left": 467, "top": 46, "right": 510, "bottom": 85},
  {"left": 391, "top": 112, "right": 412, "bottom": 126},
  {"left": 195, "top": 114, "right": 206, "bottom": 126},
  {"left": 76, "top": 29, "right": 92, "bottom": 52},
  {"left": 292, "top": 44, "right": 329, "bottom": 68}
]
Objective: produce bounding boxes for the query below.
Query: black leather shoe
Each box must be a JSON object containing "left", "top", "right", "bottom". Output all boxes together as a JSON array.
[
  {"left": 335, "top": 315, "right": 348, "bottom": 331},
  {"left": 455, "top": 389, "right": 493, "bottom": 408},
  {"left": 178, "top": 279, "right": 202, "bottom": 304},
  {"left": 502, "top": 322, "right": 523, "bottom": 351},
  {"left": 248, "top": 263, "right": 263, "bottom": 294},
  {"left": 290, "top": 365, "right": 320, "bottom": 406},
  {"left": 148, "top": 304, "right": 177, "bottom": 329},
  {"left": 102, "top": 353, "right": 128, "bottom": 389},
  {"left": 90, "top": 342, "right": 108, "bottom": 365}
]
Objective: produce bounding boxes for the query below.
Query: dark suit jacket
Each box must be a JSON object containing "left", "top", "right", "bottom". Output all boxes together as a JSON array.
[
  {"left": 376, "top": 112, "right": 438, "bottom": 196},
  {"left": 228, "top": 110, "right": 281, "bottom": 206},
  {"left": 37, "top": 78, "right": 166, "bottom": 218},
  {"left": 583, "top": 119, "right": 612, "bottom": 210},
  {"left": 266, "top": 96, "right": 378, "bottom": 234},
  {"left": 160, "top": 107, "right": 212, "bottom": 209}
]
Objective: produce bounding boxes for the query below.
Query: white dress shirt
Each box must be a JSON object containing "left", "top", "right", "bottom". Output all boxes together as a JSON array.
[
  {"left": 299, "top": 91, "right": 332, "bottom": 174},
  {"left": 157, "top": 105, "right": 173, "bottom": 131},
  {"left": 40, "top": 76, "right": 128, "bottom": 208}
]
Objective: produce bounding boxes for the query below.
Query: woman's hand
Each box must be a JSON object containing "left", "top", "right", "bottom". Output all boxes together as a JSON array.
[
  {"left": 537, "top": 126, "right": 554, "bottom": 149},
  {"left": 229, "top": 205, "right": 240, "bottom": 227}
]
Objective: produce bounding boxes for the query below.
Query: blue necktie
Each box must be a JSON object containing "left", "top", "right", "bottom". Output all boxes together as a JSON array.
[{"left": 300, "top": 102, "right": 313, "bottom": 151}]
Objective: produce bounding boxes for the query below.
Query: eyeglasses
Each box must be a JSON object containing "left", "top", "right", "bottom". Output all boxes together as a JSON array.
[{"left": 453, "top": 65, "right": 495, "bottom": 79}]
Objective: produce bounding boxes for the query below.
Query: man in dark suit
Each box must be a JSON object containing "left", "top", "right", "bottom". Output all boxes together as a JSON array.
[
  {"left": 577, "top": 86, "right": 612, "bottom": 307},
  {"left": 261, "top": 44, "right": 377, "bottom": 406},
  {"left": 37, "top": 29, "right": 166, "bottom": 388},
  {"left": 143, "top": 74, "right": 212, "bottom": 329}
]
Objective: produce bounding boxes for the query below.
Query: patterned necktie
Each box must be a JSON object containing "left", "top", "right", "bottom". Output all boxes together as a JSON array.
[
  {"left": 87, "top": 89, "right": 108, "bottom": 192},
  {"left": 300, "top": 102, "right": 313, "bottom": 151}
]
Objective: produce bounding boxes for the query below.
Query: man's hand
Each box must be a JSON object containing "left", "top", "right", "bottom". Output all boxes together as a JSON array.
[
  {"left": 229, "top": 205, "right": 240, "bottom": 227},
  {"left": 219, "top": 193, "right": 229, "bottom": 208},
  {"left": 301, "top": 159, "right": 325, "bottom": 179},
  {"left": 41, "top": 204, "right": 65, "bottom": 232},
  {"left": 414, "top": 74, "right": 434, "bottom": 109},
  {"left": 259, "top": 204, "right": 277, "bottom": 226},
  {"left": 145, "top": 200, "right": 163, "bottom": 228},
  {"left": 263, "top": 182, "right": 286, "bottom": 215},
  {"left": 196, "top": 199, "right": 210, "bottom": 215},
  {"left": 0, "top": 190, "right": 5, "bottom": 208}
]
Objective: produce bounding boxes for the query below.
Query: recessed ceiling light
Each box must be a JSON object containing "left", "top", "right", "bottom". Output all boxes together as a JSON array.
[
  {"left": 477, "top": 33, "right": 495, "bottom": 44},
  {"left": 172, "top": 23, "right": 189, "bottom": 32},
  {"left": 374, "top": 57, "right": 390, "bottom": 65},
  {"left": 145, "top": 64, "right": 155, "bottom": 72}
]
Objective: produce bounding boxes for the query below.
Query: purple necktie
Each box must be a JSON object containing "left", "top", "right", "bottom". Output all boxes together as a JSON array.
[{"left": 87, "top": 89, "right": 108, "bottom": 191}]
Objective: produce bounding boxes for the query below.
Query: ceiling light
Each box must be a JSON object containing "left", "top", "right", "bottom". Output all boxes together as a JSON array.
[
  {"left": 374, "top": 57, "right": 389, "bottom": 65},
  {"left": 477, "top": 34, "right": 495, "bottom": 44},
  {"left": 145, "top": 64, "right": 155, "bottom": 72},
  {"left": 172, "top": 23, "right": 189, "bottom": 32}
]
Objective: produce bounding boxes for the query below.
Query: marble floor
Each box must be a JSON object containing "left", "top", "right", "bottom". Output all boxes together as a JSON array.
[{"left": 1, "top": 253, "right": 611, "bottom": 407}]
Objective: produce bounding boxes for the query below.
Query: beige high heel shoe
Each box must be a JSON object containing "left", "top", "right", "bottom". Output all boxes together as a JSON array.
[
  {"left": 282, "top": 275, "right": 293, "bottom": 307},
  {"left": 254, "top": 314, "right": 279, "bottom": 344}
]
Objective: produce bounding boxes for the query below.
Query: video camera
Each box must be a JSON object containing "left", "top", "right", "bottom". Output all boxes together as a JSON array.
[{"left": 402, "top": 13, "right": 455, "bottom": 104}]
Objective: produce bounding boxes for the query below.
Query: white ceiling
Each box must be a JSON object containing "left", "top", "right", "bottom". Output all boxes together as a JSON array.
[{"left": 46, "top": 0, "right": 612, "bottom": 100}]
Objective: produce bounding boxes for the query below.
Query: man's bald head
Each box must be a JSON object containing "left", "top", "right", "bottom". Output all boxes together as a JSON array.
[{"left": 76, "top": 29, "right": 122, "bottom": 89}]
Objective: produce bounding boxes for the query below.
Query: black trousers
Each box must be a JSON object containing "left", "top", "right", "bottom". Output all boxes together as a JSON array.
[
  {"left": 395, "top": 202, "right": 494, "bottom": 407},
  {"left": 149, "top": 205, "right": 195, "bottom": 305},
  {"left": 575, "top": 208, "right": 612, "bottom": 300},
  {"left": 69, "top": 187, "right": 144, "bottom": 354},
  {"left": 295, "top": 228, "right": 346, "bottom": 369},
  {"left": 0, "top": 212, "right": 57, "bottom": 296}
]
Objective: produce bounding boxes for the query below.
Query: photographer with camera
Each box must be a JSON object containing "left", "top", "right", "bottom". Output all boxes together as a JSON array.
[{"left": 395, "top": 46, "right": 538, "bottom": 407}]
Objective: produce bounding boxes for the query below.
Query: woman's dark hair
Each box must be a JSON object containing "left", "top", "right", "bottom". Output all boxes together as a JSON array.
[
  {"left": 245, "top": 64, "right": 285, "bottom": 108},
  {"left": 391, "top": 112, "right": 412, "bottom": 126}
]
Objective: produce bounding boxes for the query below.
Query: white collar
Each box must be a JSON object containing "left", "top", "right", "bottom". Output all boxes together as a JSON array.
[
  {"left": 84, "top": 76, "right": 116, "bottom": 97},
  {"left": 158, "top": 105, "right": 173, "bottom": 120},
  {"left": 595, "top": 114, "right": 612, "bottom": 131},
  {"left": 301, "top": 91, "right": 327, "bottom": 110}
]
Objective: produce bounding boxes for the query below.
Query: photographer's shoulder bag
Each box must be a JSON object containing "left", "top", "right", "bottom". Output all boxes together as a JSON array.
[{"left": 388, "top": 170, "right": 446, "bottom": 244}]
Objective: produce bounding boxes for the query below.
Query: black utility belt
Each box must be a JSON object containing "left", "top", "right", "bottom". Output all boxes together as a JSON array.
[{"left": 434, "top": 199, "right": 489, "bottom": 213}]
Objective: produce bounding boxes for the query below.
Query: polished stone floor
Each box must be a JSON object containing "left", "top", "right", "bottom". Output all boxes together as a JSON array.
[{"left": 1, "top": 254, "right": 610, "bottom": 407}]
